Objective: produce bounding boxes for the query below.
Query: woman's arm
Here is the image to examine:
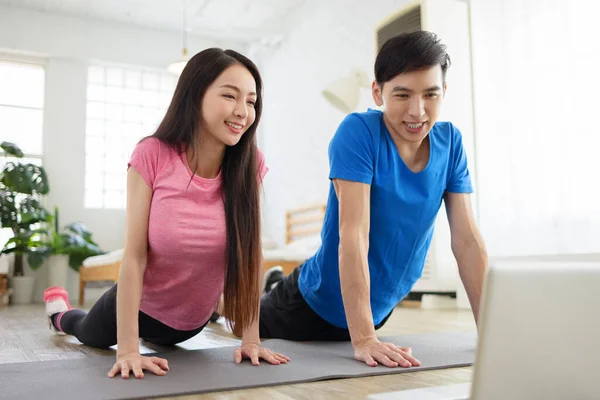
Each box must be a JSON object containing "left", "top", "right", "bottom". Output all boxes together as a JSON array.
[
  {"left": 108, "top": 166, "right": 168, "bottom": 379},
  {"left": 116, "top": 166, "right": 152, "bottom": 356}
]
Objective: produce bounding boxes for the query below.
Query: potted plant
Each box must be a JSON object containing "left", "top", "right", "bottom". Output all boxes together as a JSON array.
[
  {"left": 0, "top": 141, "right": 52, "bottom": 304},
  {"left": 42, "top": 206, "right": 104, "bottom": 288}
]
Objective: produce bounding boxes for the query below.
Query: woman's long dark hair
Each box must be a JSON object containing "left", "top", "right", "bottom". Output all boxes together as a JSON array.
[{"left": 152, "top": 48, "right": 262, "bottom": 334}]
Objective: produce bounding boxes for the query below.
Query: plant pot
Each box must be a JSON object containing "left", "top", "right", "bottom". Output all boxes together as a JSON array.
[
  {"left": 47, "top": 254, "right": 69, "bottom": 289},
  {"left": 8, "top": 275, "right": 35, "bottom": 305}
]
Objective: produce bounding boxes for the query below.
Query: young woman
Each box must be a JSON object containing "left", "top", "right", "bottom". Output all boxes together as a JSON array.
[{"left": 42, "top": 48, "right": 290, "bottom": 379}]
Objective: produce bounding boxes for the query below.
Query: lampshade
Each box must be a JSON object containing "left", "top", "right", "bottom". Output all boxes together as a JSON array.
[
  {"left": 167, "top": 60, "right": 187, "bottom": 75},
  {"left": 167, "top": 48, "right": 188, "bottom": 76},
  {"left": 322, "top": 69, "right": 370, "bottom": 113}
]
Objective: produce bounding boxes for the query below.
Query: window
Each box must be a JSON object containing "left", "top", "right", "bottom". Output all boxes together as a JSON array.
[
  {"left": 84, "top": 64, "right": 177, "bottom": 209},
  {"left": 471, "top": 0, "right": 600, "bottom": 255},
  {"left": 0, "top": 59, "right": 45, "bottom": 249}
]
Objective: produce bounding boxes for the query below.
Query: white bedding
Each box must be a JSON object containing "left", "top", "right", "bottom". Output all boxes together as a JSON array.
[
  {"left": 262, "top": 236, "right": 321, "bottom": 261},
  {"left": 82, "top": 249, "right": 124, "bottom": 268}
]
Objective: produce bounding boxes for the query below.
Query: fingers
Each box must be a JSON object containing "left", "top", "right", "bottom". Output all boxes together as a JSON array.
[
  {"left": 108, "top": 356, "right": 171, "bottom": 379},
  {"left": 233, "top": 348, "right": 243, "bottom": 364},
  {"left": 150, "top": 356, "right": 170, "bottom": 371},
  {"left": 373, "top": 351, "right": 399, "bottom": 368},
  {"left": 399, "top": 350, "right": 421, "bottom": 366},
  {"left": 378, "top": 344, "right": 420, "bottom": 367},
  {"left": 272, "top": 352, "right": 290, "bottom": 364},
  {"left": 251, "top": 352, "right": 260, "bottom": 366},
  {"left": 261, "top": 351, "right": 280, "bottom": 365},
  {"left": 390, "top": 344, "right": 420, "bottom": 366},
  {"left": 261, "top": 350, "right": 290, "bottom": 365},
  {"left": 273, "top": 351, "right": 291, "bottom": 362},
  {"left": 146, "top": 361, "right": 167, "bottom": 376},
  {"left": 132, "top": 364, "right": 144, "bottom": 379},
  {"left": 355, "top": 343, "right": 420, "bottom": 369},
  {"left": 359, "top": 352, "right": 378, "bottom": 367},
  {"left": 120, "top": 361, "right": 131, "bottom": 379},
  {"left": 108, "top": 363, "right": 120, "bottom": 378}
]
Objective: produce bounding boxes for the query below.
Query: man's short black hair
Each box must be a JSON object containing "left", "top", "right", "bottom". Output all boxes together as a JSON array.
[{"left": 375, "top": 30, "right": 451, "bottom": 86}]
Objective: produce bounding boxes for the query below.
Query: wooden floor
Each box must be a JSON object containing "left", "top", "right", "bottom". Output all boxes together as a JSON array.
[{"left": 0, "top": 301, "right": 476, "bottom": 399}]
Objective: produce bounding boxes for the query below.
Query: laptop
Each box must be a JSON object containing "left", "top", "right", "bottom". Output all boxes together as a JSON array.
[{"left": 367, "top": 261, "right": 600, "bottom": 400}]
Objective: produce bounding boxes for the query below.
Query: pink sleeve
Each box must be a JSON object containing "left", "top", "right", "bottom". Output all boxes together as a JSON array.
[
  {"left": 128, "top": 137, "right": 162, "bottom": 189},
  {"left": 256, "top": 147, "right": 269, "bottom": 182}
]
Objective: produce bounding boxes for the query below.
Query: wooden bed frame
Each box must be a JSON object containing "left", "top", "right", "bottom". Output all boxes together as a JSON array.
[{"left": 263, "top": 203, "right": 326, "bottom": 276}]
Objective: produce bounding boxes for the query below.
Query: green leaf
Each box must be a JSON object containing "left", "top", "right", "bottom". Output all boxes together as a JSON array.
[
  {"left": 27, "top": 246, "right": 53, "bottom": 270},
  {"left": 1, "top": 162, "right": 50, "bottom": 195},
  {"left": 0, "top": 142, "right": 24, "bottom": 158},
  {"left": 0, "top": 190, "right": 17, "bottom": 229},
  {"left": 18, "top": 196, "right": 52, "bottom": 225},
  {"left": 1, "top": 228, "right": 51, "bottom": 254},
  {"left": 2, "top": 235, "right": 28, "bottom": 254},
  {"left": 68, "top": 254, "right": 89, "bottom": 272}
]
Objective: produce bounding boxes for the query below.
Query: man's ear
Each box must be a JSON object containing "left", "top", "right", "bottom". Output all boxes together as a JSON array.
[
  {"left": 443, "top": 83, "right": 448, "bottom": 98},
  {"left": 372, "top": 81, "right": 384, "bottom": 107}
]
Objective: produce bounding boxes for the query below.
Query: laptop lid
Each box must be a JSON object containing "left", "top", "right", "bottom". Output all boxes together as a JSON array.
[{"left": 471, "top": 261, "right": 600, "bottom": 400}]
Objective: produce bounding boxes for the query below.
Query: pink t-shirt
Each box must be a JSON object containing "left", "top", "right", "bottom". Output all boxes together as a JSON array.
[{"left": 127, "top": 137, "right": 268, "bottom": 331}]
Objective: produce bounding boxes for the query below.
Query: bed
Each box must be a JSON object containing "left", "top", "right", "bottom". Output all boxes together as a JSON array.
[{"left": 263, "top": 203, "right": 325, "bottom": 276}]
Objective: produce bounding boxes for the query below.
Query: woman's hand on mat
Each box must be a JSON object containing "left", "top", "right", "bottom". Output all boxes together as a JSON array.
[
  {"left": 234, "top": 342, "right": 291, "bottom": 366},
  {"left": 353, "top": 338, "right": 421, "bottom": 368},
  {"left": 108, "top": 352, "right": 169, "bottom": 379}
]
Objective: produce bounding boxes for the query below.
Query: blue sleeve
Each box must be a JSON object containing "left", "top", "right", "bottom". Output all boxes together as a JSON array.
[
  {"left": 328, "top": 114, "right": 375, "bottom": 184},
  {"left": 446, "top": 124, "right": 474, "bottom": 193}
]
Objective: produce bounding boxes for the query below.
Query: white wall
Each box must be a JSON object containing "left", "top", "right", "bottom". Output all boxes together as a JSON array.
[
  {"left": 258, "top": 0, "right": 416, "bottom": 244},
  {"left": 0, "top": 5, "right": 247, "bottom": 252}
]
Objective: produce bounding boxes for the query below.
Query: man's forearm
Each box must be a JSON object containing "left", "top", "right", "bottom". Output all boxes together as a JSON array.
[
  {"left": 339, "top": 237, "right": 375, "bottom": 345},
  {"left": 453, "top": 236, "right": 488, "bottom": 324}
]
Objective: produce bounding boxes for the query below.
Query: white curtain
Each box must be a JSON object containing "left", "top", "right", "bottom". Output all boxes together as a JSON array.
[{"left": 470, "top": 0, "right": 600, "bottom": 256}]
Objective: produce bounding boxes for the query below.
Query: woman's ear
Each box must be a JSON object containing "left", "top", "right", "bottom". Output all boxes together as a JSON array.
[{"left": 372, "top": 81, "right": 384, "bottom": 107}]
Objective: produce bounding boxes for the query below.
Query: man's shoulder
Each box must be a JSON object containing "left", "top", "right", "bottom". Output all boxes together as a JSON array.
[
  {"left": 333, "top": 109, "right": 383, "bottom": 144},
  {"left": 430, "top": 120, "right": 454, "bottom": 136},
  {"left": 344, "top": 108, "right": 384, "bottom": 129},
  {"left": 430, "top": 121, "right": 461, "bottom": 150}
]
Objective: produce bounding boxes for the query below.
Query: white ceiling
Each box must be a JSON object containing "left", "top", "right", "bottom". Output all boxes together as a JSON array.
[{"left": 0, "top": 0, "right": 308, "bottom": 42}]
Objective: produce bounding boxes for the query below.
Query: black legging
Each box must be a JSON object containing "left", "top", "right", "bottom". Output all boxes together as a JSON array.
[{"left": 51, "top": 284, "right": 207, "bottom": 349}]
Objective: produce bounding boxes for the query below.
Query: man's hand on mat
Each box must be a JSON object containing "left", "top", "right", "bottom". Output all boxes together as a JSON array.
[
  {"left": 234, "top": 342, "right": 291, "bottom": 366},
  {"left": 353, "top": 338, "right": 421, "bottom": 368},
  {"left": 108, "top": 353, "right": 169, "bottom": 379}
]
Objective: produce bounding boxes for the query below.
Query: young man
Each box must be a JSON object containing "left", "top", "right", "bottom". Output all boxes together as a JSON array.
[{"left": 259, "top": 31, "right": 488, "bottom": 369}]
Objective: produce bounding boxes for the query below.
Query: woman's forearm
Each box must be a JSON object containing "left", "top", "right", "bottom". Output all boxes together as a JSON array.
[{"left": 116, "top": 259, "right": 145, "bottom": 356}]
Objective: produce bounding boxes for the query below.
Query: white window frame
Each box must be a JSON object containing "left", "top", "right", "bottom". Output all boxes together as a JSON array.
[
  {"left": 84, "top": 62, "right": 177, "bottom": 210},
  {"left": 0, "top": 55, "right": 46, "bottom": 250}
]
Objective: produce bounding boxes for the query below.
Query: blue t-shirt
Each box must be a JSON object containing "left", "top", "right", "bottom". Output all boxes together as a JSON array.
[{"left": 298, "top": 109, "right": 473, "bottom": 329}]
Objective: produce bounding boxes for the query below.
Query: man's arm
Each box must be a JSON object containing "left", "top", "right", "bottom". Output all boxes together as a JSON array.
[
  {"left": 334, "top": 178, "right": 420, "bottom": 368},
  {"left": 444, "top": 192, "right": 488, "bottom": 324},
  {"left": 334, "top": 178, "right": 374, "bottom": 344}
]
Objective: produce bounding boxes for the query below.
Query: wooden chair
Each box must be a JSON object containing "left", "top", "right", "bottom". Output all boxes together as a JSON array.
[
  {"left": 78, "top": 249, "right": 123, "bottom": 306},
  {"left": 263, "top": 203, "right": 326, "bottom": 276},
  {"left": 284, "top": 203, "right": 326, "bottom": 245}
]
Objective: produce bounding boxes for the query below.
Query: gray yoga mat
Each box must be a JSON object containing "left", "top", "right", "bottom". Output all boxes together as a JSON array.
[{"left": 0, "top": 331, "right": 476, "bottom": 400}]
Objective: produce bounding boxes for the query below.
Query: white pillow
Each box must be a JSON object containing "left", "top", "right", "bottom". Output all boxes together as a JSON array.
[
  {"left": 286, "top": 235, "right": 322, "bottom": 251},
  {"left": 261, "top": 237, "right": 279, "bottom": 250}
]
